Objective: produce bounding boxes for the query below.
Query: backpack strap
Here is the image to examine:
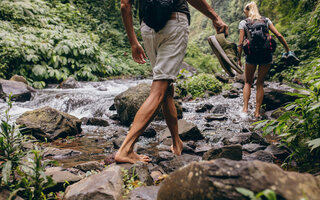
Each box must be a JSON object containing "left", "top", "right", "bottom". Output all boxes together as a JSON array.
[
  {"left": 244, "top": 19, "right": 252, "bottom": 40},
  {"left": 260, "top": 16, "right": 270, "bottom": 33}
]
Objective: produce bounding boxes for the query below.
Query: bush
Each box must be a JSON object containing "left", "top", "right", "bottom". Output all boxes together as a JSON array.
[{"left": 176, "top": 73, "right": 222, "bottom": 98}]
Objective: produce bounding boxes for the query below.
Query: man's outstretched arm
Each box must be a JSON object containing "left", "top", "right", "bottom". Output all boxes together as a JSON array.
[
  {"left": 120, "top": 0, "right": 146, "bottom": 64},
  {"left": 187, "top": 0, "right": 229, "bottom": 35}
]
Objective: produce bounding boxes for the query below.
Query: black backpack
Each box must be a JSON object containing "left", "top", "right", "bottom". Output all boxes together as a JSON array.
[
  {"left": 243, "top": 17, "right": 277, "bottom": 55},
  {"left": 140, "top": 0, "right": 174, "bottom": 32}
]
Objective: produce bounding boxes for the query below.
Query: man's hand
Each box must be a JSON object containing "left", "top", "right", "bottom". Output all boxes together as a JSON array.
[
  {"left": 132, "top": 43, "right": 147, "bottom": 64},
  {"left": 213, "top": 18, "right": 229, "bottom": 36}
]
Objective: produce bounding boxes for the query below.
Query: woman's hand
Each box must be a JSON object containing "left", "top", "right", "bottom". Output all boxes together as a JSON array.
[{"left": 238, "top": 60, "right": 242, "bottom": 68}]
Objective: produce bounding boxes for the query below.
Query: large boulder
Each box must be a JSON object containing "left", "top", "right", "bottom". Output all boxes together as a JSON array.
[
  {"left": 63, "top": 165, "right": 123, "bottom": 200},
  {"left": 16, "top": 107, "right": 82, "bottom": 141},
  {"left": 0, "top": 79, "right": 33, "bottom": 102},
  {"left": 114, "top": 83, "right": 183, "bottom": 126},
  {"left": 127, "top": 186, "right": 160, "bottom": 200},
  {"left": 157, "top": 159, "right": 320, "bottom": 200},
  {"left": 263, "top": 88, "right": 298, "bottom": 111},
  {"left": 160, "top": 119, "right": 203, "bottom": 142},
  {"left": 202, "top": 144, "right": 242, "bottom": 161},
  {"left": 45, "top": 167, "right": 83, "bottom": 191}
]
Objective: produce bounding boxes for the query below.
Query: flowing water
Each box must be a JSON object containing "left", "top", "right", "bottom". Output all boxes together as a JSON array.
[{"left": 0, "top": 78, "right": 291, "bottom": 168}]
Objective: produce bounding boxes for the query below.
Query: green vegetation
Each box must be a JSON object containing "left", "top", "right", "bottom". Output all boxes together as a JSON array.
[
  {"left": 176, "top": 73, "right": 222, "bottom": 98},
  {"left": 0, "top": 96, "right": 57, "bottom": 199},
  {"left": 0, "top": 0, "right": 151, "bottom": 88},
  {"left": 236, "top": 187, "right": 277, "bottom": 200},
  {"left": 121, "top": 168, "right": 144, "bottom": 198}
]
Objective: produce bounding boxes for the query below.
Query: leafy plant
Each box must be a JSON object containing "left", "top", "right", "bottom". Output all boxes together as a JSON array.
[
  {"left": 121, "top": 167, "right": 144, "bottom": 198},
  {"left": 236, "top": 187, "right": 277, "bottom": 200},
  {"left": 257, "top": 77, "right": 320, "bottom": 169}
]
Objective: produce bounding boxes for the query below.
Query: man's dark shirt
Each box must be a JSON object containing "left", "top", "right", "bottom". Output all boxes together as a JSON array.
[{"left": 138, "top": 0, "right": 191, "bottom": 24}]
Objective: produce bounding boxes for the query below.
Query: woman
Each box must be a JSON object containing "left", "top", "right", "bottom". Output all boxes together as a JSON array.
[{"left": 238, "top": 1, "right": 290, "bottom": 119}]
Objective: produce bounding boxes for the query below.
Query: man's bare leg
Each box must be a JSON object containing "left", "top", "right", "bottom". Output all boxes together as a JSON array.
[
  {"left": 243, "top": 63, "right": 257, "bottom": 113},
  {"left": 162, "top": 84, "right": 183, "bottom": 155},
  {"left": 115, "top": 80, "right": 170, "bottom": 164},
  {"left": 254, "top": 64, "right": 271, "bottom": 117}
]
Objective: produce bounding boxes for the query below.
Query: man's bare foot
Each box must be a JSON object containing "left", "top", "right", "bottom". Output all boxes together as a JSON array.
[
  {"left": 115, "top": 150, "right": 150, "bottom": 164},
  {"left": 171, "top": 140, "right": 183, "bottom": 156}
]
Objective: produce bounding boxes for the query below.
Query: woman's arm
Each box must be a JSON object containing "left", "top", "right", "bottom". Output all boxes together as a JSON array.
[
  {"left": 238, "top": 29, "right": 245, "bottom": 67},
  {"left": 269, "top": 24, "right": 290, "bottom": 53}
]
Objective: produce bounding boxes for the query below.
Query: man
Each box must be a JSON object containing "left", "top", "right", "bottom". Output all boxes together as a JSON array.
[{"left": 115, "top": 0, "right": 228, "bottom": 164}]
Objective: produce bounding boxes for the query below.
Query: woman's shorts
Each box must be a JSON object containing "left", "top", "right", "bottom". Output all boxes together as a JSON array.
[
  {"left": 245, "top": 53, "right": 273, "bottom": 65},
  {"left": 141, "top": 12, "right": 189, "bottom": 81}
]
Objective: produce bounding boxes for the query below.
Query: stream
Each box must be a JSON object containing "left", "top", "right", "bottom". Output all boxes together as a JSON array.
[{"left": 0, "top": 78, "right": 291, "bottom": 168}]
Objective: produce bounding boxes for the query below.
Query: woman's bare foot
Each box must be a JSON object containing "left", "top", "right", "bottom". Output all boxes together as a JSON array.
[
  {"left": 115, "top": 150, "right": 150, "bottom": 164},
  {"left": 171, "top": 139, "right": 183, "bottom": 156}
]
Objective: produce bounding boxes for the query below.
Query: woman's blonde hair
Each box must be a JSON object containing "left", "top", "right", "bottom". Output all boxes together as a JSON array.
[{"left": 244, "top": 1, "right": 261, "bottom": 20}]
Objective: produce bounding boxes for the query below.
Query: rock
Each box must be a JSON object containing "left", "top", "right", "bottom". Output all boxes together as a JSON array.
[
  {"left": 264, "top": 144, "right": 290, "bottom": 159},
  {"left": 224, "top": 132, "right": 269, "bottom": 146},
  {"left": 63, "top": 165, "right": 123, "bottom": 200},
  {"left": 129, "top": 162, "right": 153, "bottom": 186},
  {"left": 109, "top": 104, "right": 116, "bottom": 111},
  {"left": 74, "top": 161, "right": 104, "bottom": 172},
  {"left": 0, "top": 79, "right": 33, "bottom": 102},
  {"left": 180, "top": 62, "right": 197, "bottom": 76},
  {"left": 160, "top": 119, "right": 203, "bottom": 142},
  {"left": 81, "top": 117, "right": 109, "bottom": 127},
  {"left": 127, "top": 186, "right": 160, "bottom": 200},
  {"left": 16, "top": 107, "right": 82, "bottom": 141},
  {"left": 10, "top": 74, "right": 28, "bottom": 84},
  {"left": 203, "top": 144, "right": 242, "bottom": 161},
  {"left": 263, "top": 88, "right": 298, "bottom": 111},
  {"left": 150, "top": 171, "right": 162, "bottom": 182},
  {"left": 0, "top": 188, "right": 24, "bottom": 200},
  {"left": 242, "top": 143, "right": 266, "bottom": 153},
  {"left": 114, "top": 83, "right": 183, "bottom": 126},
  {"left": 157, "top": 151, "right": 175, "bottom": 163},
  {"left": 142, "top": 127, "right": 157, "bottom": 138},
  {"left": 214, "top": 73, "right": 229, "bottom": 83},
  {"left": 113, "top": 136, "right": 126, "bottom": 149},
  {"left": 110, "top": 114, "right": 120, "bottom": 120},
  {"left": 270, "top": 107, "right": 286, "bottom": 119},
  {"left": 195, "top": 103, "right": 213, "bottom": 113},
  {"left": 46, "top": 167, "right": 83, "bottom": 191},
  {"left": 244, "top": 150, "right": 274, "bottom": 163},
  {"left": 232, "top": 82, "right": 244, "bottom": 90},
  {"left": 58, "top": 77, "right": 81, "bottom": 89},
  {"left": 104, "top": 153, "right": 116, "bottom": 165},
  {"left": 205, "top": 114, "right": 227, "bottom": 122},
  {"left": 194, "top": 144, "right": 214, "bottom": 155},
  {"left": 43, "top": 147, "right": 82, "bottom": 158},
  {"left": 159, "top": 154, "right": 201, "bottom": 174},
  {"left": 211, "top": 104, "right": 227, "bottom": 114},
  {"left": 157, "top": 159, "right": 320, "bottom": 200},
  {"left": 222, "top": 90, "right": 240, "bottom": 99}
]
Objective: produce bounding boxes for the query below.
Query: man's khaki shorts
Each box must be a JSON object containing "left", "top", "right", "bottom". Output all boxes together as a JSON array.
[{"left": 141, "top": 12, "right": 189, "bottom": 81}]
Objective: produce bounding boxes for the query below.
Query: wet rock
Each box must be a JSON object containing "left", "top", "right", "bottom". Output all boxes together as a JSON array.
[
  {"left": 63, "top": 165, "right": 123, "bottom": 200},
  {"left": 150, "top": 171, "right": 163, "bottom": 182},
  {"left": 205, "top": 114, "right": 227, "bottom": 122},
  {"left": 157, "top": 159, "right": 320, "bottom": 200},
  {"left": 0, "top": 79, "right": 33, "bottom": 102},
  {"left": 195, "top": 103, "right": 213, "bottom": 113},
  {"left": 81, "top": 117, "right": 109, "bottom": 127},
  {"left": 43, "top": 147, "right": 82, "bottom": 158},
  {"left": 242, "top": 143, "right": 266, "bottom": 153},
  {"left": 16, "top": 107, "right": 82, "bottom": 141},
  {"left": 211, "top": 104, "right": 227, "bottom": 114},
  {"left": 264, "top": 144, "right": 290, "bottom": 159},
  {"left": 263, "top": 88, "right": 298, "bottom": 111},
  {"left": 194, "top": 144, "right": 214, "bottom": 155},
  {"left": 58, "top": 77, "right": 81, "bottom": 89},
  {"left": 224, "top": 132, "right": 269, "bottom": 146},
  {"left": 160, "top": 119, "right": 203, "bottom": 142},
  {"left": 214, "top": 73, "right": 229, "bottom": 83},
  {"left": 74, "top": 161, "right": 104, "bottom": 172},
  {"left": 159, "top": 154, "right": 201, "bottom": 174},
  {"left": 110, "top": 114, "right": 120, "bottom": 120},
  {"left": 0, "top": 188, "right": 23, "bottom": 200},
  {"left": 114, "top": 83, "right": 183, "bottom": 126},
  {"left": 232, "top": 82, "right": 244, "bottom": 90},
  {"left": 46, "top": 167, "right": 83, "bottom": 191},
  {"left": 244, "top": 150, "right": 274, "bottom": 163},
  {"left": 127, "top": 186, "right": 160, "bottom": 200},
  {"left": 203, "top": 144, "right": 242, "bottom": 161},
  {"left": 222, "top": 89, "right": 240, "bottom": 99},
  {"left": 270, "top": 107, "right": 286, "bottom": 119},
  {"left": 129, "top": 162, "right": 153, "bottom": 186},
  {"left": 157, "top": 151, "right": 175, "bottom": 163},
  {"left": 104, "top": 152, "right": 116, "bottom": 165},
  {"left": 142, "top": 127, "right": 157, "bottom": 138},
  {"left": 109, "top": 104, "right": 116, "bottom": 111},
  {"left": 113, "top": 136, "right": 126, "bottom": 149}
]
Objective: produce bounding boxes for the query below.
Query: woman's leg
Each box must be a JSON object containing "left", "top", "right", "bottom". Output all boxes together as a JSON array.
[
  {"left": 243, "top": 63, "right": 257, "bottom": 113},
  {"left": 255, "top": 64, "right": 271, "bottom": 117}
]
